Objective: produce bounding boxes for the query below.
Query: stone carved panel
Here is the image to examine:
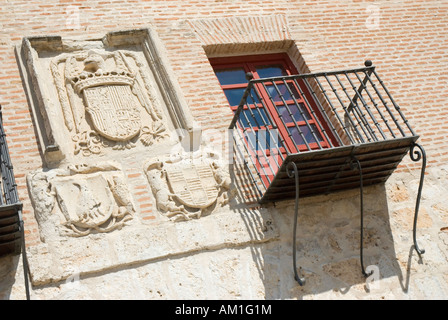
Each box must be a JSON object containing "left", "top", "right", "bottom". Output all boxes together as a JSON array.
[
  {"left": 19, "top": 29, "right": 194, "bottom": 165},
  {"left": 27, "top": 162, "right": 135, "bottom": 238},
  {"left": 51, "top": 49, "right": 168, "bottom": 156},
  {"left": 145, "top": 152, "right": 231, "bottom": 221}
]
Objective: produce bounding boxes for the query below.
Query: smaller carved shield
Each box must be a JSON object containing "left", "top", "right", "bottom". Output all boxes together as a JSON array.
[
  {"left": 165, "top": 163, "right": 219, "bottom": 209},
  {"left": 52, "top": 175, "right": 115, "bottom": 229}
]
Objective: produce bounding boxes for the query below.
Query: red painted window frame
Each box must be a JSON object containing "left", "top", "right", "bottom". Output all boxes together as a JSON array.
[{"left": 210, "top": 53, "right": 338, "bottom": 155}]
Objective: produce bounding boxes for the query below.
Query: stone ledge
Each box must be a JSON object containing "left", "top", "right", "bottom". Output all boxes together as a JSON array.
[{"left": 26, "top": 208, "right": 278, "bottom": 286}]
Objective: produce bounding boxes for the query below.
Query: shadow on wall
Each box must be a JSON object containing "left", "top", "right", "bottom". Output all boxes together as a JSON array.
[
  {"left": 232, "top": 159, "right": 417, "bottom": 298},
  {"left": 0, "top": 255, "right": 20, "bottom": 299}
]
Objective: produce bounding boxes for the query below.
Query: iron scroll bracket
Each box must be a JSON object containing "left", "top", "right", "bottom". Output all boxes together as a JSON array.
[
  {"left": 409, "top": 142, "right": 426, "bottom": 256},
  {"left": 350, "top": 156, "right": 373, "bottom": 278},
  {"left": 19, "top": 215, "right": 30, "bottom": 300},
  {"left": 286, "top": 162, "right": 306, "bottom": 286}
]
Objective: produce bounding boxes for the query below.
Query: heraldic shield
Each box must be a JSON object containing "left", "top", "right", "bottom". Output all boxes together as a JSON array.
[
  {"left": 82, "top": 84, "right": 141, "bottom": 142},
  {"left": 52, "top": 175, "right": 115, "bottom": 230},
  {"left": 165, "top": 163, "right": 219, "bottom": 209}
]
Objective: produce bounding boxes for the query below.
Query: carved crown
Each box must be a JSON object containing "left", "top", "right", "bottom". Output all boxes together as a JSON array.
[{"left": 71, "top": 70, "right": 136, "bottom": 94}]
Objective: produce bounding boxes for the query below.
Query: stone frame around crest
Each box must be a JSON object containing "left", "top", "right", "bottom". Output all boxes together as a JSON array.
[{"left": 17, "top": 28, "right": 194, "bottom": 167}]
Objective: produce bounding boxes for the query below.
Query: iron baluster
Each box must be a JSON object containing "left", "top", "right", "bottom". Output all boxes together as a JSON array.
[
  {"left": 345, "top": 61, "right": 378, "bottom": 137},
  {"left": 345, "top": 71, "right": 387, "bottom": 141},
  {"left": 313, "top": 76, "right": 354, "bottom": 145},
  {"left": 301, "top": 76, "right": 343, "bottom": 147},
  {"left": 346, "top": 61, "right": 374, "bottom": 114},
  {"left": 372, "top": 69, "right": 414, "bottom": 137},
  {"left": 248, "top": 72, "right": 290, "bottom": 159},
  {"left": 245, "top": 96, "right": 283, "bottom": 171},
  {"left": 243, "top": 101, "right": 280, "bottom": 182},
  {"left": 291, "top": 77, "right": 334, "bottom": 148},
  {"left": 334, "top": 73, "right": 377, "bottom": 142},
  {"left": 0, "top": 110, "right": 19, "bottom": 205},
  {"left": 231, "top": 129, "right": 265, "bottom": 197},
  {"left": 260, "top": 81, "right": 305, "bottom": 153},
  {"left": 238, "top": 107, "right": 274, "bottom": 186},
  {"left": 234, "top": 112, "right": 271, "bottom": 190},
  {"left": 324, "top": 74, "right": 365, "bottom": 143},
  {"left": 254, "top": 90, "right": 290, "bottom": 159},
  {"left": 229, "top": 75, "right": 255, "bottom": 130},
  {"left": 362, "top": 71, "right": 405, "bottom": 138},
  {"left": 233, "top": 73, "right": 277, "bottom": 185},
  {"left": 0, "top": 172, "right": 3, "bottom": 206},
  {"left": 249, "top": 87, "right": 286, "bottom": 164},
  {"left": 287, "top": 78, "right": 329, "bottom": 149},
  {"left": 353, "top": 70, "right": 395, "bottom": 139},
  {"left": 278, "top": 79, "right": 323, "bottom": 150}
]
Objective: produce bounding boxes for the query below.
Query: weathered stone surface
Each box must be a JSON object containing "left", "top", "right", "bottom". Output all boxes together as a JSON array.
[
  {"left": 389, "top": 183, "right": 410, "bottom": 202},
  {"left": 392, "top": 207, "right": 433, "bottom": 231},
  {"left": 27, "top": 162, "right": 135, "bottom": 239},
  {"left": 322, "top": 258, "right": 366, "bottom": 285},
  {"left": 26, "top": 207, "right": 278, "bottom": 286},
  {"left": 20, "top": 29, "right": 194, "bottom": 166},
  {"left": 144, "top": 150, "right": 231, "bottom": 221},
  {"left": 4, "top": 163, "right": 447, "bottom": 300}
]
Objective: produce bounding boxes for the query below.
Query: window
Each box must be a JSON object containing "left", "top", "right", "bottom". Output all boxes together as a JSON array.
[
  {"left": 210, "top": 53, "right": 335, "bottom": 157},
  {"left": 210, "top": 53, "right": 337, "bottom": 185}
]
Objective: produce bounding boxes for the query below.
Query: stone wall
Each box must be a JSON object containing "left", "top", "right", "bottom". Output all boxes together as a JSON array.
[{"left": 0, "top": 0, "right": 447, "bottom": 300}]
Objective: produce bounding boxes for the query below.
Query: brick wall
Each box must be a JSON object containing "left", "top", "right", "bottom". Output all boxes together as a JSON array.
[
  {"left": 0, "top": 0, "right": 447, "bottom": 299},
  {"left": 1, "top": 0, "right": 446, "bottom": 243}
]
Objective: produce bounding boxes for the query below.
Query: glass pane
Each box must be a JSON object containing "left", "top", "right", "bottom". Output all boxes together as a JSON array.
[
  {"left": 257, "top": 130, "right": 271, "bottom": 150},
  {"left": 238, "top": 108, "right": 269, "bottom": 128},
  {"left": 289, "top": 124, "right": 324, "bottom": 146},
  {"left": 224, "top": 88, "right": 246, "bottom": 106},
  {"left": 276, "top": 103, "right": 311, "bottom": 123},
  {"left": 265, "top": 83, "right": 300, "bottom": 102},
  {"left": 215, "top": 68, "right": 248, "bottom": 85},
  {"left": 224, "top": 88, "right": 259, "bottom": 106},
  {"left": 256, "top": 64, "right": 288, "bottom": 78}
]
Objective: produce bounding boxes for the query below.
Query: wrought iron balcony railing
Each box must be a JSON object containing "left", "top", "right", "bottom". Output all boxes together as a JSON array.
[
  {"left": 0, "top": 105, "right": 30, "bottom": 298},
  {"left": 0, "top": 107, "right": 23, "bottom": 256},
  {"left": 229, "top": 61, "right": 426, "bottom": 284}
]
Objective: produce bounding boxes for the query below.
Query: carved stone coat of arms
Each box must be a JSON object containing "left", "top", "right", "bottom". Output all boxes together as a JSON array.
[
  {"left": 27, "top": 162, "right": 135, "bottom": 238},
  {"left": 51, "top": 50, "right": 168, "bottom": 156},
  {"left": 145, "top": 153, "right": 231, "bottom": 221}
]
